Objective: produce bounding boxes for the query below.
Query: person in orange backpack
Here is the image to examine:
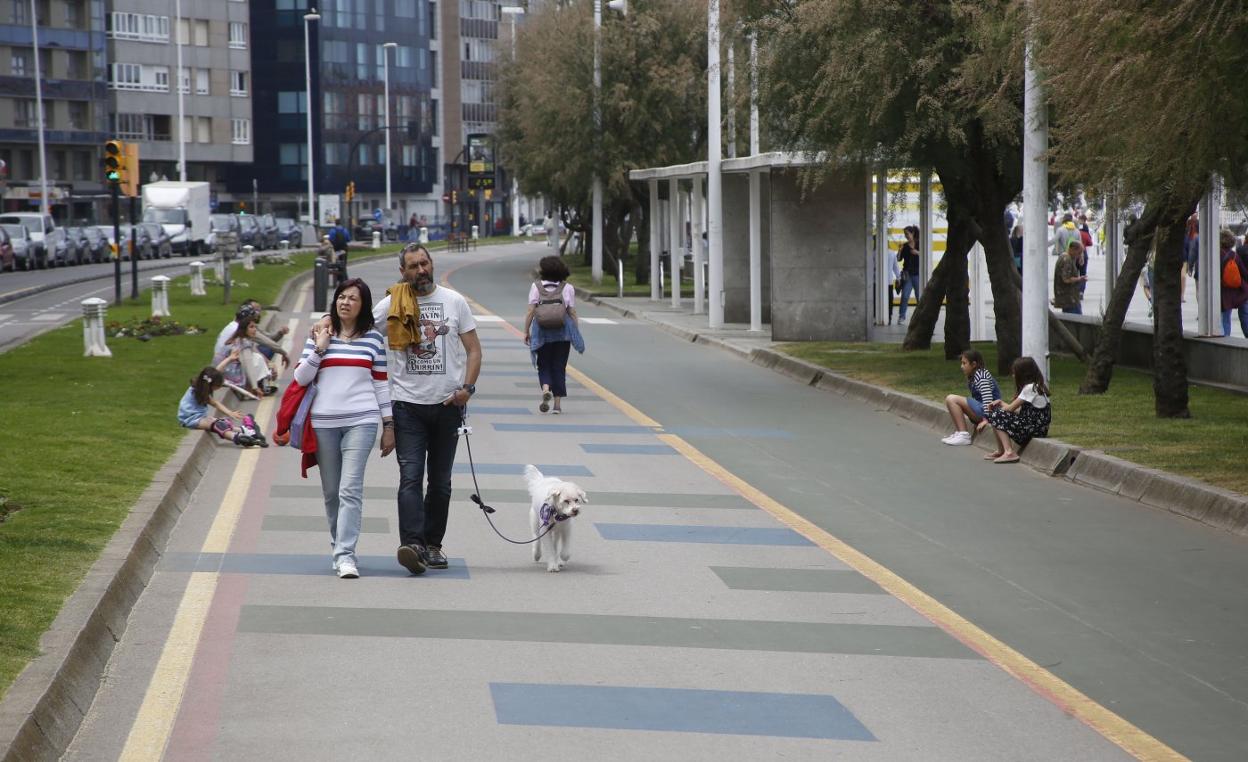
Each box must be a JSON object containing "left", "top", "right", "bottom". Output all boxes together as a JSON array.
[{"left": 1219, "top": 229, "right": 1248, "bottom": 338}]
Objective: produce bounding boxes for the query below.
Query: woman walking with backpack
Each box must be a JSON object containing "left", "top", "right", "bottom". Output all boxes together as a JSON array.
[{"left": 524, "top": 256, "right": 584, "bottom": 414}]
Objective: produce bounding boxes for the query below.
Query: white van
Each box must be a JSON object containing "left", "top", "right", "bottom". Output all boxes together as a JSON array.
[{"left": 0, "top": 213, "right": 62, "bottom": 269}]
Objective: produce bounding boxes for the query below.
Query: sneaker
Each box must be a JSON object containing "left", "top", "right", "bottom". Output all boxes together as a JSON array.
[
  {"left": 898, "top": 318, "right": 906, "bottom": 325},
  {"left": 336, "top": 561, "right": 359, "bottom": 579},
  {"left": 943, "top": 431, "right": 973, "bottom": 446},
  {"left": 397, "top": 544, "right": 427, "bottom": 575},
  {"left": 425, "top": 546, "right": 448, "bottom": 569},
  {"left": 539, "top": 390, "right": 552, "bottom": 413}
]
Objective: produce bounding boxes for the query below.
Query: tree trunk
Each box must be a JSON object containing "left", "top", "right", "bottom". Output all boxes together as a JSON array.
[
  {"left": 971, "top": 204, "right": 1022, "bottom": 374},
  {"left": 901, "top": 253, "right": 949, "bottom": 351},
  {"left": 1078, "top": 203, "right": 1164, "bottom": 394},
  {"left": 940, "top": 211, "right": 974, "bottom": 358},
  {"left": 1150, "top": 201, "right": 1195, "bottom": 418}
]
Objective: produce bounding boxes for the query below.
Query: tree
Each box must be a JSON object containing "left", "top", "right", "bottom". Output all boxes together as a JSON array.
[
  {"left": 755, "top": 0, "right": 1029, "bottom": 369},
  {"left": 495, "top": 0, "right": 708, "bottom": 281},
  {"left": 1034, "top": 0, "right": 1248, "bottom": 416}
]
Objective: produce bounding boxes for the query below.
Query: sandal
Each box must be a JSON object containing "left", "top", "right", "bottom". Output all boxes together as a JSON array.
[
  {"left": 993, "top": 454, "right": 1020, "bottom": 464},
  {"left": 983, "top": 452, "right": 1004, "bottom": 460},
  {"left": 539, "top": 390, "right": 552, "bottom": 413}
]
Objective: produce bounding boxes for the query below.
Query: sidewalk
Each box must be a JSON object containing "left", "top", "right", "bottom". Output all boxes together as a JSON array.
[{"left": 584, "top": 293, "right": 1248, "bottom": 537}]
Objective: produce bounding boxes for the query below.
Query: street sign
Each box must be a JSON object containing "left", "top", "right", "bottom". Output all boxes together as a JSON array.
[
  {"left": 467, "top": 133, "right": 496, "bottom": 190},
  {"left": 373, "top": 208, "right": 383, "bottom": 221}
]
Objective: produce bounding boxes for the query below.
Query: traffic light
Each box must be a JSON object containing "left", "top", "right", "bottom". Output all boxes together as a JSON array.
[
  {"left": 451, "top": 190, "right": 457, "bottom": 204},
  {"left": 104, "top": 140, "right": 126, "bottom": 188},
  {"left": 122, "top": 141, "right": 140, "bottom": 197},
  {"left": 345, "top": 181, "right": 355, "bottom": 202}
]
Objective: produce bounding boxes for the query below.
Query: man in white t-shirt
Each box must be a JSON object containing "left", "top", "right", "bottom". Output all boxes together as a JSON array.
[{"left": 372, "top": 244, "right": 482, "bottom": 575}]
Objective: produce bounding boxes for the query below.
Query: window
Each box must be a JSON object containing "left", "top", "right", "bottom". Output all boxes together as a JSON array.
[
  {"left": 196, "top": 68, "right": 209, "bottom": 95},
  {"left": 231, "top": 118, "right": 250, "bottom": 145},
  {"left": 73, "top": 150, "right": 92, "bottom": 181},
  {"left": 109, "top": 63, "right": 170, "bottom": 92},
  {"left": 356, "top": 42, "right": 370, "bottom": 80},
  {"left": 65, "top": 0, "right": 81, "bottom": 27},
  {"left": 66, "top": 50, "right": 86, "bottom": 79},
  {"left": 107, "top": 12, "right": 169, "bottom": 42},
  {"left": 229, "top": 22, "right": 247, "bottom": 49},
  {"left": 229, "top": 71, "right": 248, "bottom": 97},
  {"left": 11, "top": 0, "right": 26, "bottom": 23},
  {"left": 177, "top": 17, "right": 188, "bottom": 44},
  {"left": 68, "top": 101, "right": 87, "bottom": 130},
  {"left": 324, "top": 143, "right": 348, "bottom": 164},
  {"left": 194, "top": 19, "right": 209, "bottom": 46},
  {"left": 396, "top": 0, "right": 416, "bottom": 17},
  {"left": 11, "top": 49, "right": 28, "bottom": 76},
  {"left": 13, "top": 99, "right": 41, "bottom": 128},
  {"left": 114, "top": 113, "right": 172, "bottom": 142},
  {"left": 153, "top": 66, "right": 169, "bottom": 90},
  {"left": 179, "top": 66, "right": 190, "bottom": 94},
  {"left": 197, "top": 117, "right": 211, "bottom": 143},
  {"left": 279, "top": 143, "right": 306, "bottom": 165},
  {"left": 357, "top": 93, "right": 375, "bottom": 130},
  {"left": 278, "top": 91, "right": 305, "bottom": 114}
]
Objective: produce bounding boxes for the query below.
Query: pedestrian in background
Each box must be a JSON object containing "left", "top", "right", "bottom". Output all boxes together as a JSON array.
[
  {"left": 1182, "top": 213, "right": 1199, "bottom": 303},
  {"left": 1052, "top": 240, "right": 1088, "bottom": 315},
  {"left": 896, "top": 225, "right": 922, "bottom": 326},
  {"left": 1218, "top": 229, "right": 1248, "bottom": 338},
  {"left": 524, "top": 255, "right": 585, "bottom": 415},
  {"left": 984, "top": 356, "right": 1052, "bottom": 464},
  {"left": 942, "top": 348, "right": 1000, "bottom": 446},
  {"left": 1010, "top": 222, "right": 1024, "bottom": 275},
  {"left": 293, "top": 278, "right": 394, "bottom": 579},
  {"left": 1051, "top": 212, "right": 1080, "bottom": 257}
]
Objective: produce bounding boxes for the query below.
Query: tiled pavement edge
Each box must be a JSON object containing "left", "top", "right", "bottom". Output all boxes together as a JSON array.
[{"left": 583, "top": 293, "right": 1248, "bottom": 537}]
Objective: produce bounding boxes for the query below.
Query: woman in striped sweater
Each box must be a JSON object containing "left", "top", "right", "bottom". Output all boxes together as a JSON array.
[{"left": 293, "top": 278, "right": 394, "bottom": 579}]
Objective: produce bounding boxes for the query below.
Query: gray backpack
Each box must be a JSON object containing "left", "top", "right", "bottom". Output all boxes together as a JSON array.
[{"left": 534, "top": 280, "right": 568, "bottom": 329}]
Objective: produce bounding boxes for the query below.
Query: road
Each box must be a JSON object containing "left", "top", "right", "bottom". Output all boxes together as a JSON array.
[{"left": 62, "top": 242, "right": 1248, "bottom": 761}]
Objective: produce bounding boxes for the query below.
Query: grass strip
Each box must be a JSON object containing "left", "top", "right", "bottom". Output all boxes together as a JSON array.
[
  {"left": 0, "top": 243, "right": 423, "bottom": 698},
  {"left": 778, "top": 341, "right": 1248, "bottom": 492}
]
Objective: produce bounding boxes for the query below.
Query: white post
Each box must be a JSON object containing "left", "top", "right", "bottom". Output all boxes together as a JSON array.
[
  {"left": 692, "top": 176, "right": 705, "bottom": 314},
  {"left": 383, "top": 42, "right": 397, "bottom": 215},
  {"left": 748, "top": 32, "right": 759, "bottom": 156},
  {"left": 748, "top": 169, "right": 762, "bottom": 332},
  {"left": 242, "top": 244, "right": 255, "bottom": 270},
  {"left": 150, "top": 275, "right": 171, "bottom": 317},
  {"left": 81, "top": 298, "right": 111, "bottom": 357},
  {"left": 874, "top": 169, "right": 888, "bottom": 325},
  {"left": 30, "top": 0, "right": 49, "bottom": 218},
  {"left": 372, "top": 230, "right": 382, "bottom": 249},
  {"left": 725, "top": 34, "right": 735, "bottom": 160},
  {"left": 591, "top": 0, "right": 604, "bottom": 285},
  {"left": 706, "top": 0, "right": 725, "bottom": 328},
  {"left": 919, "top": 172, "right": 933, "bottom": 292},
  {"left": 669, "top": 178, "right": 681, "bottom": 308},
  {"left": 648, "top": 178, "right": 660, "bottom": 301},
  {"left": 1022, "top": 13, "right": 1050, "bottom": 377},
  {"left": 189, "top": 260, "right": 206, "bottom": 295},
  {"left": 176, "top": 0, "right": 186, "bottom": 181},
  {"left": 1198, "top": 176, "right": 1223, "bottom": 336},
  {"left": 970, "top": 243, "right": 986, "bottom": 340},
  {"left": 304, "top": 10, "right": 321, "bottom": 226},
  {"left": 419, "top": 226, "right": 429, "bottom": 244},
  {"left": 617, "top": 258, "right": 624, "bottom": 298}
]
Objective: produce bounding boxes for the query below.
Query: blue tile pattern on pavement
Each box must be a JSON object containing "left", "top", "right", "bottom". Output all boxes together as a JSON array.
[
  {"left": 452, "top": 463, "right": 593, "bottom": 476},
  {"left": 490, "top": 683, "right": 876, "bottom": 740},
  {"left": 664, "top": 426, "right": 795, "bottom": 440},
  {"left": 580, "top": 443, "right": 676, "bottom": 455},
  {"left": 160, "top": 552, "right": 471, "bottom": 579},
  {"left": 595, "top": 523, "right": 815, "bottom": 546},
  {"left": 460, "top": 406, "right": 533, "bottom": 415},
  {"left": 493, "top": 423, "right": 656, "bottom": 434}
]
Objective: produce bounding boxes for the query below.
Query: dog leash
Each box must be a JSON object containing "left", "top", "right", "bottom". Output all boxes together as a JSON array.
[{"left": 459, "top": 406, "right": 557, "bottom": 545}]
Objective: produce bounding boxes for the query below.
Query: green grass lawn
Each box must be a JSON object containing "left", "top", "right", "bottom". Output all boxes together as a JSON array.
[
  {"left": 779, "top": 341, "right": 1248, "bottom": 491},
  {"left": 562, "top": 256, "right": 694, "bottom": 298},
  {"left": 0, "top": 246, "right": 434, "bottom": 699}
]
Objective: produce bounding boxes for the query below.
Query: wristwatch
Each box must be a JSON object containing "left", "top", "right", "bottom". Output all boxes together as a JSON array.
[{"left": 462, "top": 383, "right": 476, "bottom": 396}]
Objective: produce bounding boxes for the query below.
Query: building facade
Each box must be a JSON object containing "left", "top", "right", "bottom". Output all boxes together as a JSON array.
[
  {"left": 240, "top": 0, "right": 436, "bottom": 226},
  {"left": 0, "top": 0, "right": 109, "bottom": 221},
  {"left": 107, "top": 0, "right": 254, "bottom": 197}
]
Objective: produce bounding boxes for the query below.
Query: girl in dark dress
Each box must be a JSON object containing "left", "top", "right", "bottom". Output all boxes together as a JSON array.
[{"left": 984, "top": 356, "right": 1051, "bottom": 464}]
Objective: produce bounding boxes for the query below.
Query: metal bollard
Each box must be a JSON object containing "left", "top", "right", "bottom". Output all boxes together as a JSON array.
[
  {"left": 313, "top": 257, "right": 329, "bottom": 313},
  {"left": 618, "top": 258, "right": 624, "bottom": 299},
  {"left": 242, "top": 244, "right": 255, "bottom": 271},
  {"left": 222, "top": 249, "right": 232, "bottom": 305},
  {"left": 372, "top": 231, "right": 381, "bottom": 249},
  {"left": 658, "top": 262, "right": 665, "bottom": 298},
  {"left": 279, "top": 239, "right": 290, "bottom": 251},
  {"left": 150, "top": 275, "right": 171, "bottom": 317},
  {"left": 471, "top": 225, "right": 479, "bottom": 241},
  {"left": 81, "top": 297, "right": 111, "bottom": 357},
  {"left": 419, "top": 226, "right": 429, "bottom": 244},
  {"left": 189, "top": 261, "right": 206, "bottom": 296}
]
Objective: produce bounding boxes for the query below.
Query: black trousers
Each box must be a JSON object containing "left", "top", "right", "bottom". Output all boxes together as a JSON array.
[
  {"left": 393, "top": 400, "right": 462, "bottom": 548},
  {"left": 535, "top": 341, "right": 571, "bottom": 397}
]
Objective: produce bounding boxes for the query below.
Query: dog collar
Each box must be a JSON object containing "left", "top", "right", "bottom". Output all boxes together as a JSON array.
[{"left": 539, "top": 503, "right": 573, "bottom": 528}]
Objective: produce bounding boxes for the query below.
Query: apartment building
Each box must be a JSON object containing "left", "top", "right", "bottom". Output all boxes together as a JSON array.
[
  {"left": 0, "top": 0, "right": 109, "bottom": 220},
  {"left": 106, "top": 0, "right": 253, "bottom": 195},
  {"left": 239, "top": 0, "right": 436, "bottom": 224}
]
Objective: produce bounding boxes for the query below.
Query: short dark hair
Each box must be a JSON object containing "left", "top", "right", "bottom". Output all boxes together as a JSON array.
[
  {"left": 400, "top": 243, "right": 432, "bottom": 268},
  {"left": 538, "top": 255, "right": 570, "bottom": 281},
  {"left": 330, "top": 278, "right": 375, "bottom": 336}
]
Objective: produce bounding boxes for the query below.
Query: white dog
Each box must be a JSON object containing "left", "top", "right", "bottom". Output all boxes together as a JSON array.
[{"left": 525, "top": 464, "right": 587, "bottom": 572}]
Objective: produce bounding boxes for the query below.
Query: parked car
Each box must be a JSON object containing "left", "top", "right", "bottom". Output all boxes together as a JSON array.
[
  {"left": 2, "top": 224, "right": 35, "bottom": 270},
  {"left": 80, "top": 225, "right": 109, "bottom": 263},
  {"left": 273, "top": 217, "right": 302, "bottom": 247},
  {"left": 0, "top": 213, "right": 61, "bottom": 269},
  {"left": 98, "top": 225, "right": 150, "bottom": 261},
  {"left": 237, "top": 215, "right": 261, "bottom": 250},
  {"left": 61, "top": 226, "right": 93, "bottom": 265},
  {"left": 0, "top": 226, "right": 15, "bottom": 271},
  {"left": 206, "top": 214, "right": 241, "bottom": 254},
  {"left": 141, "top": 222, "right": 174, "bottom": 259},
  {"left": 256, "top": 213, "right": 280, "bottom": 250}
]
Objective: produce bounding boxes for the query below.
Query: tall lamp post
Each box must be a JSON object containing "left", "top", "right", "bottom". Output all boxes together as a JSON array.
[
  {"left": 303, "top": 8, "right": 321, "bottom": 225},
  {"left": 30, "top": 0, "right": 49, "bottom": 217},
  {"left": 175, "top": 0, "right": 186, "bottom": 180},
  {"left": 501, "top": 5, "right": 525, "bottom": 237},
  {"left": 706, "top": 0, "right": 724, "bottom": 328},
  {"left": 592, "top": 0, "right": 627, "bottom": 285},
  {"left": 382, "top": 41, "right": 397, "bottom": 215}
]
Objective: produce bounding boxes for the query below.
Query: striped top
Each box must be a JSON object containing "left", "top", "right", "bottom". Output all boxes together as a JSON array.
[
  {"left": 967, "top": 367, "right": 1000, "bottom": 405},
  {"left": 293, "top": 329, "right": 391, "bottom": 429}
]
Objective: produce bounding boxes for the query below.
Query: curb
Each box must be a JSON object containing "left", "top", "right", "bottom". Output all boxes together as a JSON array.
[
  {"left": 583, "top": 293, "right": 1246, "bottom": 535},
  {"left": 0, "top": 257, "right": 318, "bottom": 762}
]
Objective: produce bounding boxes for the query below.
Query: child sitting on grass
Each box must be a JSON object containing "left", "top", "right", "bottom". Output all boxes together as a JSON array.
[
  {"left": 983, "top": 356, "right": 1051, "bottom": 464},
  {"left": 942, "top": 348, "right": 1000, "bottom": 446},
  {"left": 176, "top": 360, "right": 265, "bottom": 447}
]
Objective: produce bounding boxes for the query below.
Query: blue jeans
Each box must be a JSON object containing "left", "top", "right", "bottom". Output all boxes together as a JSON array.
[
  {"left": 1062, "top": 304, "right": 1083, "bottom": 315},
  {"left": 315, "top": 423, "right": 377, "bottom": 567},
  {"left": 898, "top": 273, "right": 920, "bottom": 319},
  {"left": 1222, "top": 305, "right": 1248, "bottom": 338},
  {"left": 393, "top": 401, "right": 462, "bottom": 548}
]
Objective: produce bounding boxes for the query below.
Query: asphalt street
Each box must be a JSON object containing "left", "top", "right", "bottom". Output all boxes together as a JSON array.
[{"left": 63, "top": 242, "right": 1248, "bottom": 760}]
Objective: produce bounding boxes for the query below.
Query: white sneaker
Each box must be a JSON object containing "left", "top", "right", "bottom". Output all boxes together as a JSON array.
[
  {"left": 942, "top": 431, "right": 973, "bottom": 446},
  {"left": 336, "top": 561, "right": 359, "bottom": 579}
]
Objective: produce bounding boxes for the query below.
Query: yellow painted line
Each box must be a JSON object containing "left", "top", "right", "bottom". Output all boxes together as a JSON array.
[
  {"left": 119, "top": 396, "right": 273, "bottom": 761},
  {"left": 291, "top": 284, "right": 308, "bottom": 315}
]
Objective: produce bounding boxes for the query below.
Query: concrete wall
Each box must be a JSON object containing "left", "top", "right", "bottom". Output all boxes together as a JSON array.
[
  {"left": 768, "top": 167, "right": 868, "bottom": 341},
  {"left": 1053, "top": 315, "right": 1248, "bottom": 392},
  {"left": 722, "top": 171, "right": 771, "bottom": 324}
]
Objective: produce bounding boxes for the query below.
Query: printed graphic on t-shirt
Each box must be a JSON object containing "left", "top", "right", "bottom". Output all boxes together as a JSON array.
[{"left": 406, "top": 302, "right": 450, "bottom": 375}]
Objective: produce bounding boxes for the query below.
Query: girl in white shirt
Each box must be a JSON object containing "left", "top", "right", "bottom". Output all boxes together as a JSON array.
[{"left": 983, "top": 356, "right": 1052, "bottom": 464}]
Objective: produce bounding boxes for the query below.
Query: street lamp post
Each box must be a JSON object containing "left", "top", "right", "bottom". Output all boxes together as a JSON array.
[
  {"left": 502, "top": 5, "right": 525, "bottom": 238},
  {"left": 706, "top": 0, "right": 724, "bottom": 328},
  {"left": 592, "top": 0, "right": 627, "bottom": 285},
  {"left": 176, "top": 0, "right": 186, "bottom": 181},
  {"left": 382, "top": 41, "right": 397, "bottom": 215},
  {"left": 29, "top": 0, "right": 49, "bottom": 218},
  {"left": 303, "top": 9, "right": 321, "bottom": 226}
]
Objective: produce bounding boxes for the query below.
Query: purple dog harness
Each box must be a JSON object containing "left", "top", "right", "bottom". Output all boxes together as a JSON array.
[{"left": 538, "top": 503, "right": 574, "bottom": 530}]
